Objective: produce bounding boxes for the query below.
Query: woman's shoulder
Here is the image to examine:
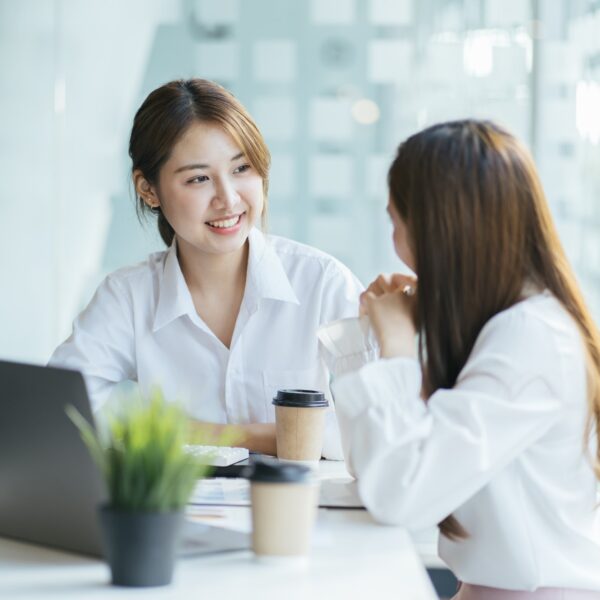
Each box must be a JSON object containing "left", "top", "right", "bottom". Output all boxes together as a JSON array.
[
  {"left": 482, "top": 292, "right": 580, "bottom": 345},
  {"left": 267, "top": 234, "right": 338, "bottom": 263},
  {"left": 266, "top": 234, "right": 357, "bottom": 281},
  {"left": 98, "top": 249, "right": 169, "bottom": 297},
  {"left": 468, "top": 291, "right": 585, "bottom": 386}
]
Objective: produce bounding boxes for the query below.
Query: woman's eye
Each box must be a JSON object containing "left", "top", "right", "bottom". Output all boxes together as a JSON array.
[
  {"left": 234, "top": 164, "right": 251, "bottom": 174},
  {"left": 188, "top": 175, "right": 209, "bottom": 184}
]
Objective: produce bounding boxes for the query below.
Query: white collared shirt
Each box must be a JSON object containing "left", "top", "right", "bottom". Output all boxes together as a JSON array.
[
  {"left": 49, "top": 228, "right": 365, "bottom": 459},
  {"left": 329, "top": 292, "right": 600, "bottom": 590}
]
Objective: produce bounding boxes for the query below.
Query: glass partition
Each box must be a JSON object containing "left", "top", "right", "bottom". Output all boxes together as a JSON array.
[{"left": 1, "top": 0, "right": 599, "bottom": 362}]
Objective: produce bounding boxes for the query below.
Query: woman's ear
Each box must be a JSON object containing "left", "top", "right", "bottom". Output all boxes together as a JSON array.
[{"left": 133, "top": 169, "right": 160, "bottom": 209}]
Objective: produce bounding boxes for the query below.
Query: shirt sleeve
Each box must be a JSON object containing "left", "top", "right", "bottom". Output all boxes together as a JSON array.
[
  {"left": 318, "top": 261, "right": 371, "bottom": 460},
  {"left": 331, "top": 310, "right": 566, "bottom": 529},
  {"left": 318, "top": 315, "right": 379, "bottom": 377},
  {"left": 48, "top": 274, "right": 136, "bottom": 412}
]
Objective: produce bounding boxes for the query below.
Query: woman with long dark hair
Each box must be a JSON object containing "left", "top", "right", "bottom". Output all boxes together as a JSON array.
[{"left": 330, "top": 120, "right": 600, "bottom": 597}]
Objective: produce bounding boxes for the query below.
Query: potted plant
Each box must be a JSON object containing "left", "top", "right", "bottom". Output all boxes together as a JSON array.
[{"left": 67, "top": 389, "right": 212, "bottom": 587}]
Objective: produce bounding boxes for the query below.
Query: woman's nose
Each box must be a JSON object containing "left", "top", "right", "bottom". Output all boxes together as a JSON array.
[{"left": 212, "top": 178, "right": 239, "bottom": 210}]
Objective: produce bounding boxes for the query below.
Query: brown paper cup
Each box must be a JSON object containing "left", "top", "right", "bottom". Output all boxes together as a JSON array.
[
  {"left": 275, "top": 405, "right": 327, "bottom": 463},
  {"left": 251, "top": 481, "right": 319, "bottom": 558}
]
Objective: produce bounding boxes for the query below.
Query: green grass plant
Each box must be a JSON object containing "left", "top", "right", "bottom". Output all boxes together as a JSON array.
[{"left": 67, "top": 388, "right": 215, "bottom": 512}]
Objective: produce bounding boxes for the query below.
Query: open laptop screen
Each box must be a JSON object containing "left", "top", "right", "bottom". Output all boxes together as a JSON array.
[{"left": 0, "top": 360, "right": 106, "bottom": 556}]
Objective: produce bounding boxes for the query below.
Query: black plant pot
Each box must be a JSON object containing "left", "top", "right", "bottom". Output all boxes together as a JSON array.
[{"left": 98, "top": 505, "right": 184, "bottom": 587}]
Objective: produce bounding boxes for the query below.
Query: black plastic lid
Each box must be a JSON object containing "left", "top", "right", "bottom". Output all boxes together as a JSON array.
[
  {"left": 272, "top": 389, "right": 329, "bottom": 408},
  {"left": 246, "top": 458, "right": 312, "bottom": 483}
]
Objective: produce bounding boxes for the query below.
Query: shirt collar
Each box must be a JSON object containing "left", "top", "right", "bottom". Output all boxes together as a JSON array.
[
  {"left": 152, "top": 228, "right": 299, "bottom": 332},
  {"left": 153, "top": 240, "right": 197, "bottom": 332},
  {"left": 245, "top": 227, "right": 299, "bottom": 307}
]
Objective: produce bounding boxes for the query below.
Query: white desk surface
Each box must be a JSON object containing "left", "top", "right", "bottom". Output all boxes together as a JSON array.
[{"left": 0, "top": 461, "right": 439, "bottom": 600}]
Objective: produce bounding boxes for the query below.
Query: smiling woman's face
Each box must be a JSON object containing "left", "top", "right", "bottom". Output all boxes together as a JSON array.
[
  {"left": 387, "top": 199, "right": 416, "bottom": 273},
  {"left": 151, "top": 120, "right": 264, "bottom": 257}
]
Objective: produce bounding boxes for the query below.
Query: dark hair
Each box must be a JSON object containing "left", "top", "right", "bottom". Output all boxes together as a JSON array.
[
  {"left": 388, "top": 119, "right": 600, "bottom": 540},
  {"left": 129, "top": 79, "right": 271, "bottom": 246}
]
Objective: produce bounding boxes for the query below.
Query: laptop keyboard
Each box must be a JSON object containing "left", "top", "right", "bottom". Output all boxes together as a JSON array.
[{"left": 184, "top": 445, "right": 249, "bottom": 467}]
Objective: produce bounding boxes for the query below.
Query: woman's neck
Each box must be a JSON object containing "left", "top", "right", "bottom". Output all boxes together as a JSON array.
[{"left": 176, "top": 238, "right": 249, "bottom": 299}]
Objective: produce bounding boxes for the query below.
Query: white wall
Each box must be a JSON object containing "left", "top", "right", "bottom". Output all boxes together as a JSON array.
[{"left": 0, "top": 0, "right": 177, "bottom": 363}]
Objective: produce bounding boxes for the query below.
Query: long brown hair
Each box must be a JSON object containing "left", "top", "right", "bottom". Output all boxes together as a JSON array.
[
  {"left": 129, "top": 79, "right": 271, "bottom": 246},
  {"left": 388, "top": 119, "right": 600, "bottom": 540}
]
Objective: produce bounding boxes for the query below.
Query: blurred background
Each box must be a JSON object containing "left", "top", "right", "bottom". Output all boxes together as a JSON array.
[{"left": 1, "top": 0, "right": 599, "bottom": 364}]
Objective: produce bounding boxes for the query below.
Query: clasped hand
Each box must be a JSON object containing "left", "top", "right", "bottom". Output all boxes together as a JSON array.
[{"left": 359, "top": 273, "right": 418, "bottom": 359}]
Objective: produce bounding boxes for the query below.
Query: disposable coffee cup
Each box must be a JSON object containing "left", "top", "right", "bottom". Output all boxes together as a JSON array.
[
  {"left": 272, "top": 389, "right": 328, "bottom": 465},
  {"left": 248, "top": 459, "right": 319, "bottom": 561}
]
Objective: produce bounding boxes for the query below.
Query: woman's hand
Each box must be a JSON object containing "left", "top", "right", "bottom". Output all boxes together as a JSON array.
[
  {"left": 359, "top": 273, "right": 418, "bottom": 359},
  {"left": 190, "top": 421, "right": 277, "bottom": 456}
]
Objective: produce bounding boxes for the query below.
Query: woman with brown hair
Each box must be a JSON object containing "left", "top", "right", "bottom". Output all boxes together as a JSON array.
[
  {"left": 329, "top": 120, "right": 600, "bottom": 596},
  {"left": 50, "top": 79, "right": 368, "bottom": 458}
]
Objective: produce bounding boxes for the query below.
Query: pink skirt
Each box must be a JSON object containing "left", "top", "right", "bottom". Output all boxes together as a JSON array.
[{"left": 453, "top": 584, "right": 600, "bottom": 599}]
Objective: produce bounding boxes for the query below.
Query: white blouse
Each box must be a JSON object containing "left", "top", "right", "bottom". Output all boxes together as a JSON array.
[
  {"left": 49, "top": 228, "right": 365, "bottom": 459},
  {"left": 330, "top": 292, "right": 600, "bottom": 591}
]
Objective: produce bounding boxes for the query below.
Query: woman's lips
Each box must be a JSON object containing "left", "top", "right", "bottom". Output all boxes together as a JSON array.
[{"left": 205, "top": 212, "right": 244, "bottom": 234}]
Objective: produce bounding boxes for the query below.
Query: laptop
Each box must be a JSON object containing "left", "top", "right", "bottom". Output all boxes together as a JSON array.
[{"left": 0, "top": 360, "right": 249, "bottom": 558}]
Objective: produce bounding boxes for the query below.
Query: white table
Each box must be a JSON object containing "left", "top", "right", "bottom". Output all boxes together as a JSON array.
[{"left": 0, "top": 461, "right": 438, "bottom": 599}]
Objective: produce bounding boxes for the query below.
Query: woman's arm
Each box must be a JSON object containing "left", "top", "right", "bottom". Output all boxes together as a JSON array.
[
  {"left": 333, "top": 309, "right": 565, "bottom": 530},
  {"left": 48, "top": 274, "right": 136, "bottom": 412},
  {"left": 318, "top": 262, "right": 375, "bottom": 460},
  {"left": 191, "top": 420, "right": 277, "bottom": 456}
]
